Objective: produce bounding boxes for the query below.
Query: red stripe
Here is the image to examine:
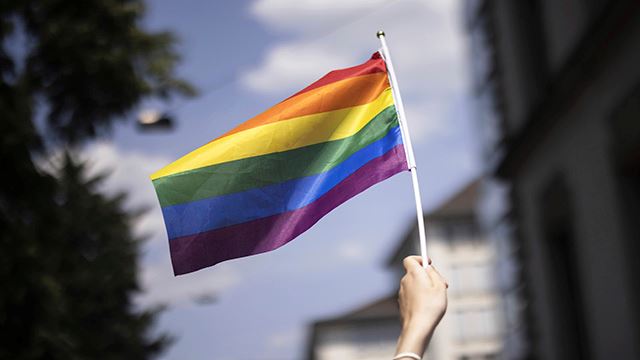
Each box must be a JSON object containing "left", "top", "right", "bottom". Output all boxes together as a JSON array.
[
  {"left": 284, "top": 52, "right": 386, "bottom": 101},
  {"left": 169, "top": 144, "right": 407, "bottom": 275}
]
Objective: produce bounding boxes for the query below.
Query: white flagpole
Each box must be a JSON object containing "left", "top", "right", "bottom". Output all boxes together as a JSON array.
[{"left": 377, "top": 31, "right": 430, "bottom": 268}]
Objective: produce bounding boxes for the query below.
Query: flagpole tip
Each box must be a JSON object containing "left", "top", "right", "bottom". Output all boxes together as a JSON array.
[{"left": 376, "top": 30, "right": 385, "bottom": 38}]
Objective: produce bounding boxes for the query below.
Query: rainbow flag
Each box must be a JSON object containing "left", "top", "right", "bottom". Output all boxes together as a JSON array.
[{"left": 151, "top": 52, "right": 408, "bottom": 275}]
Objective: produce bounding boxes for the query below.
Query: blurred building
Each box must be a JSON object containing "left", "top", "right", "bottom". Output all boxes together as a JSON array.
[
  {"left": 307, "top": 180, "right": 503, "bottom": 360},
  {"left": 465, "top": 0, "right": 640, "bottom": 359},
  {"left": 306, "top": 295, "right": 401, "bottom": 360}
]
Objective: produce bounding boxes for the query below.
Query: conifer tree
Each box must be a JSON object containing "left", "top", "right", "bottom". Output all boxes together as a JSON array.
[{"left": 0, "top": 1, "right": 193, "bottom": 358}]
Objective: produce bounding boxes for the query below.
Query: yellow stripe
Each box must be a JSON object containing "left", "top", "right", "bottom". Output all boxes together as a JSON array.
[{"left": 151, "top": 88, "right": 394, "bottom": 179}]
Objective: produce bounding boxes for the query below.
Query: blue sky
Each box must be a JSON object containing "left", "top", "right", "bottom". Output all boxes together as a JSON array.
[{"left": 80, "top": 1, "right": 481, "bottom": 359}]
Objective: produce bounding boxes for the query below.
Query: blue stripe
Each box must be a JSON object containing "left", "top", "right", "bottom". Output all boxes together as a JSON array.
[{"left": 162, "top": 126, "right": 403, "bottom": 239}]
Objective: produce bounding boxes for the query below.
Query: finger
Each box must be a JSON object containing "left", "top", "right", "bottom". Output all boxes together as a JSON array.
[
  {"left": 402, "top": 256, "right": 423, "bottom": 273},
  {"left": 403, "top": 256, "right": 434, "bottom": 287},
  {"left": 427, "top": 265, "right": 448, "bottom": 288}
]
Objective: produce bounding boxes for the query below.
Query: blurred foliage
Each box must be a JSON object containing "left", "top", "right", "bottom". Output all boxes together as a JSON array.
[{"left": 0, "top": 0, "right": 194, "bottom": 358}]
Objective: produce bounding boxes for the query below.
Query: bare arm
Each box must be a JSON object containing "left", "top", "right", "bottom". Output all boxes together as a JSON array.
[{"left": 395, "top": 256, "right": 448, "bottom": 359}]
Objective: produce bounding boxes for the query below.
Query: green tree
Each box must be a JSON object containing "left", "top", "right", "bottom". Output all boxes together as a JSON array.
[{"left": 0, "top": 0, "right": 194, "bottom": 358}]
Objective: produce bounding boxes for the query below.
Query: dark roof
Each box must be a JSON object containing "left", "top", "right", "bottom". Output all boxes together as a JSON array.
[
  {"left": 333, "top": 294, "right": 398, "bottom": 321},
  {"left": 426, "top": 178, "right": 480, "bottom": 219},
  {"left": 311, "top": 293, "right": 399, "bottom": 326},
  {"left": 386, "top": 178, "right": 481, "bottom": 266},
  {"left": 306, "top": 294, "right": 399, "bottom": 360}
]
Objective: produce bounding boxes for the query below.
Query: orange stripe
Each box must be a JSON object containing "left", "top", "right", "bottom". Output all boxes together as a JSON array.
[{"left": 215, "top": 72, "right": 390, "bottom": 141}]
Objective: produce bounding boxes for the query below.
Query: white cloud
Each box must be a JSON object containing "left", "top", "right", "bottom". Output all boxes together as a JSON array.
[
  {"left": 243, "top": 0, "right": 469, "bottom": 144},
  {"left": 79, "top": 143, "right": 164, "bottom": 199},
  {"left": 335, "top": 240, "right": 367, "bottom": 263},
  {"left": 241, "top": 43, "right": 353, "bottom": 95}
]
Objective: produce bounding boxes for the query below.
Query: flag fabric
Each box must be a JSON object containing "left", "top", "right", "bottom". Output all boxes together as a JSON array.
[{"left": 151, "top": 52, "right": 408, "bottom": 275}]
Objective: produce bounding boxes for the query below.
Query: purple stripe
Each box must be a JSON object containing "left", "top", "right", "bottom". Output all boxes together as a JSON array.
[{"left": 169, "top": 145, "right": 407, "bottom": 275}]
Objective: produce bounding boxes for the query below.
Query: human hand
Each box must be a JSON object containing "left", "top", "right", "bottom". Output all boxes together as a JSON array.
[{"left": 395, "top": 256, "right": 448, "bottom": 358}]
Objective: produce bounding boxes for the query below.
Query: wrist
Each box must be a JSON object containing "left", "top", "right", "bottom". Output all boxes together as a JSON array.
[
  {"left": 397, "top": 321, "right": 434, "bottom": 357},
  {"left": 402, "top": 318, "right": 436, "bottom": 338}
]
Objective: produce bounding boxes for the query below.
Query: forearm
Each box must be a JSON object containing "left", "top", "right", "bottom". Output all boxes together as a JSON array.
[{"left": 395, "top": 322, "right": 434, "bottom": 358}]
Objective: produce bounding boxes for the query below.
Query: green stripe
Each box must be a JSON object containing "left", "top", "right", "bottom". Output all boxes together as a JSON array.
[{"left": 153, "top": 105, "right": 398, "bottom": 207}]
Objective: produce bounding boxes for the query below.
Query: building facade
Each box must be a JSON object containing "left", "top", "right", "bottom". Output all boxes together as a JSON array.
[
  {"left": 465, "top": 1, "right": 640, "bottom": 359},
  {"left": 307, "top": 180, "right": 503, "bottom": 360}
]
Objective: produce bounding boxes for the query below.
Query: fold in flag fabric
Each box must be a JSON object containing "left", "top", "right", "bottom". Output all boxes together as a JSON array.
[{"left": 151, "top": 52, "right": 408, "bottom": 275}]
